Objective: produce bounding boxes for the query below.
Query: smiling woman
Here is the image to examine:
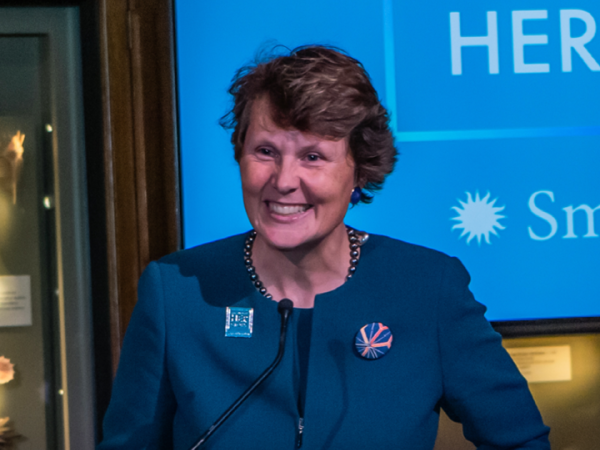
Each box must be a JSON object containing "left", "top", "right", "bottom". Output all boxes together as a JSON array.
[
  {"left": 99, "top": 46, "right": 550, "bottom": 449},
  {"left": 240, "top": 97, "right": 355, "bottom": 243},
  {"left": 239, "top": 98, "right": 357, "bottom": 307}
]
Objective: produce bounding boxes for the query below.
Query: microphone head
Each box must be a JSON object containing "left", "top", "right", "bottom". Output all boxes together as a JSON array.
[{"left": 278, "top": 298, "right": 294, "bottom": 316}]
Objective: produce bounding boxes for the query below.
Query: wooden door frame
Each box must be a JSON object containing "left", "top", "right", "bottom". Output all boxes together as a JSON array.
[
  {"left": 86, "top": 0, "right": 181, "bottom": 439},
  {"left": 95, "top": 0, "right": 181, "bottom": 374}
]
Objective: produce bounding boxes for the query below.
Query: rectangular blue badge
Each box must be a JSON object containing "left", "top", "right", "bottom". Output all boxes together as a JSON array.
[{"left": 225, "top": 307, "right": 253, "bottom": 338}]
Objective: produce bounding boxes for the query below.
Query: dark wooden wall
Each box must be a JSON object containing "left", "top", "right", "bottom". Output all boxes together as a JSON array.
[
  {"left": 81, "top": 0, "right": 181, "bottom": 437},
  {"left": 80, "top": 0, "right": 181, "bottom": 391},
  {"left": 96, "top": 0, "right": 180, "bottom": 375}
]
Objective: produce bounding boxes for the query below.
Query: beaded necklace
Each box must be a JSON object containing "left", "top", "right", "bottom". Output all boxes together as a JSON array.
[{"left": 243, "top": 227, "right": 369, "bottom": 300}]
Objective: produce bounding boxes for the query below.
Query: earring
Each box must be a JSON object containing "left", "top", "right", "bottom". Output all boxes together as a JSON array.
[{"left": 350, "top": 187, "right": 362, "bottom": 205}]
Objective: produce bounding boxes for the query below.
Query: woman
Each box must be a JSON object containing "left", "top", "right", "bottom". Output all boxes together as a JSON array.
[{"left": 99, "top": 46, "right": 550, "bottom": 449}]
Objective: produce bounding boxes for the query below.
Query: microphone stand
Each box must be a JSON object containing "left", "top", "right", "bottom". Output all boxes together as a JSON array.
[{"left": 189, "top": 299, "right": 294, "bottom": 449}]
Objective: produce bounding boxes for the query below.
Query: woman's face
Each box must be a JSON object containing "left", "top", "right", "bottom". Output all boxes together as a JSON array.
[{"left": 240, "top": 98, "right": 356, "bottom": 251}]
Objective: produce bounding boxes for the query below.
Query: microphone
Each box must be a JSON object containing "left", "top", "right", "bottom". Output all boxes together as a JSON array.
[{"left": 189, "top": 299, "right": 294, "bottom": 449}]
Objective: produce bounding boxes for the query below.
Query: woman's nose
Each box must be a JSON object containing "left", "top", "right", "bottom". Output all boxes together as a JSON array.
[{"left": 271, "top": 158, "right": 299, "bottom": 194}]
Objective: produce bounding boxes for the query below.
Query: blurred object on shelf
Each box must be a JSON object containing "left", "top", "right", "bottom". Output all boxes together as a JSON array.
[
  {"left": 0, "top": 357, "right": 14, "bottom": 385},
  {"left": 0, "top": 130, "right": 25, "bottom": 205}
]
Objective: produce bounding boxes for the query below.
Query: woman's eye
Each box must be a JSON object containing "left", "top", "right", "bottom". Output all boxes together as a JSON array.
[{"left": 258, "top": 147, "right": 272, "bottom": 156}]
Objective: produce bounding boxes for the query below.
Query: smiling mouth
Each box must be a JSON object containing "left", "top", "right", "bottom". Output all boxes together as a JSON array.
[{"left": 267, "top": 201, "right": 313, "bottom": 216}]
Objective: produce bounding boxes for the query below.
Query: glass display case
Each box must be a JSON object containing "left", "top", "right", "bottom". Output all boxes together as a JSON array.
[{"left": 0, "top": 8, "right": 94, "bottom": 450}]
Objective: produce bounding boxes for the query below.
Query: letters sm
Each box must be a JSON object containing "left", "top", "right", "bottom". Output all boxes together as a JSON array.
[{"left": 528, "top": 191, "right": 600, "bottom": 240}]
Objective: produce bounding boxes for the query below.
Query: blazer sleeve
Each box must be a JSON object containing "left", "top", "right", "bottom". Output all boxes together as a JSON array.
[
  {"left": 437, "top": 257, "right": 550, "bottom": 450},
  {"left": 98, "top": 262, "right": 176, "bottom": 449}
]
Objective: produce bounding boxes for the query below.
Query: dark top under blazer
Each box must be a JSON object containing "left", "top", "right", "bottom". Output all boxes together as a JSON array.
[{"left": 99, "top": 233, "right": 550, "bottom": 449}]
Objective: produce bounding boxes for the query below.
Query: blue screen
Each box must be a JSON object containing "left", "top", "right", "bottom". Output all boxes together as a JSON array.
[{"left": 174, "top": 0, "right": 600, "bottom": 322}]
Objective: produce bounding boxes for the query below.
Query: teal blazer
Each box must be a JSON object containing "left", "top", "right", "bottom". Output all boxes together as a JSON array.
[{"left": 99, "top": 233, "right": 550, "bottom": 449}]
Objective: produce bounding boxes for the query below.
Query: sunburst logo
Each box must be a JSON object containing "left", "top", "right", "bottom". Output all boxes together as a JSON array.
[{"left": 451, "top": 191, "right": 506, "bottom": 245}]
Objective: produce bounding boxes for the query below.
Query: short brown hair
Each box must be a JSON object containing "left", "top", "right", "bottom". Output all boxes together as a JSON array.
[{"left": 220, "top": 45, "right": 397, "bottom": 204}]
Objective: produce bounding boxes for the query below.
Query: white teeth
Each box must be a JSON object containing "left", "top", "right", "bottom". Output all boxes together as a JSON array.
[{"left": 269, "top": 202, "right": 309, "bottom": 215}]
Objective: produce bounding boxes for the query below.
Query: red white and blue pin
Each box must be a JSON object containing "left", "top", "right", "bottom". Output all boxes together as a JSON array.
[{"left": 355, "top": 322, "right": 393, "bottom": 360}]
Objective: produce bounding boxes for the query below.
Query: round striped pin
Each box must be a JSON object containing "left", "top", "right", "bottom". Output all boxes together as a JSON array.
[{"left": 355, "top": 322, "right": 393, "bottom": 360}]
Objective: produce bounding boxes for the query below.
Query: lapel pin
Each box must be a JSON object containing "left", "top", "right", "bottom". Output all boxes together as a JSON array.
[
  {"left": 225, "top": 307, "right": 254, "bottom": 338},
  {"left": 355, "top": 322, "right": 393, "bottom": 359}
]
